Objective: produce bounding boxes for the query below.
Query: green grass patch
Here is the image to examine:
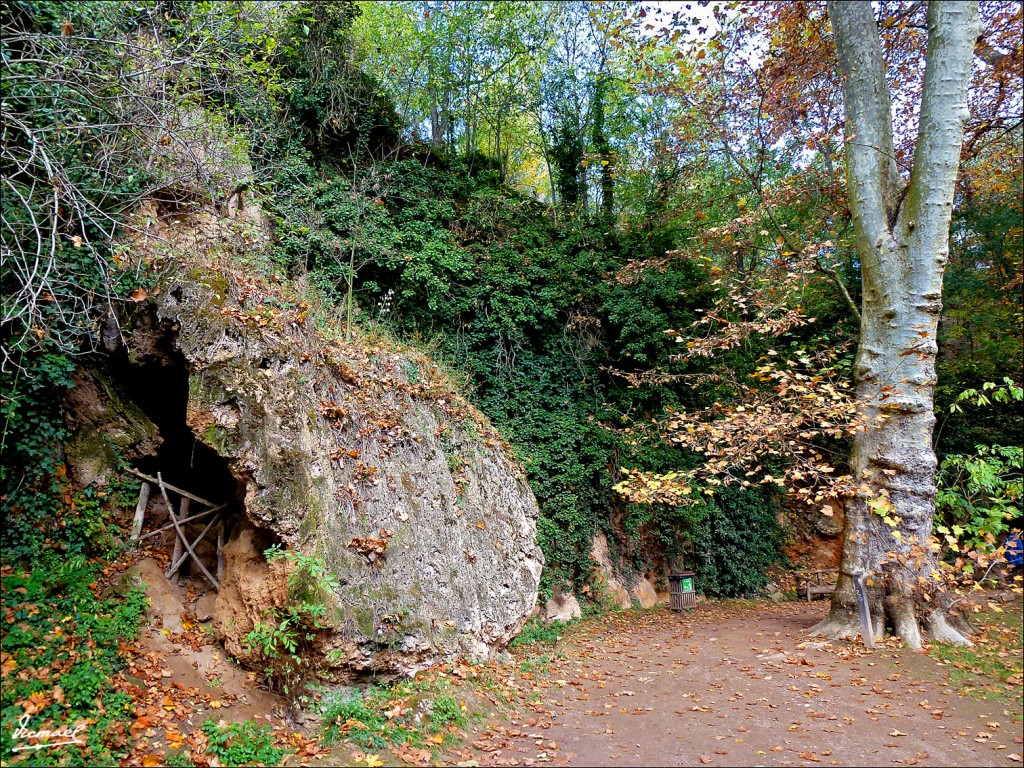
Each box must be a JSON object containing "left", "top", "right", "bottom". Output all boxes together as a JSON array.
[
  {"left": 202, "top": 719, "right": 289, "bottom": 767},
  {"left": 320, "top": 676, "right": 472, "bottom": 752},
  {"left": 0, "top": 557, "right": 148, "bottom": 766},
  {"left": 509, "top": 617, "right": 567, "bottom": 648},
  {"left": 928, "top": 601, "right": 1023, "bottom": 717},
  {"left": 518, "top": 652, "right": 556, "bottom": 676}
]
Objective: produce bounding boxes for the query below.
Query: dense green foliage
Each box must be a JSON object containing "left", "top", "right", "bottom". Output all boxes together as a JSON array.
[
  {"left": 937, "top": 444, "right": 1022, "bottom": 559},
  {"left": 687, "top": 486, "right": 787, "bottom": 598},
  {"left": 201, "top": 719, "right": 288, "bottom": 767},
  {"left": 936, "top": 172, "right": 1024, "bottom": 457}
]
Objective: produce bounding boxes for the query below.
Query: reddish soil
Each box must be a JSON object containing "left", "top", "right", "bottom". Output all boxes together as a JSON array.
[
  {"left": 131, "top": 557, "right": 288, "bottom": 726},
  {"left": 461, "top": 601, "right": 1023, "bottom": 767}
]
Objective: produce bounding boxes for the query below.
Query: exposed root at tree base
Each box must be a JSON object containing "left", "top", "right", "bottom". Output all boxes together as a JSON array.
[
  {"left": 926, "top": 611, "right": 974, "bottom": 647},
  {"left": 809, "top": 607, "right": 974, "bottom": 649},
  {"left": 808, "top": 612, "right": 865, "bottom": 644},
  {"left": 889, "top": 598, "right": 923, "bottom": 650}
]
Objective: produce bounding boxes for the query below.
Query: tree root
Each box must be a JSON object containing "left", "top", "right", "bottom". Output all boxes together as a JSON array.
[
  {"left": 926, "top": 612, "right": 974, "bottom": 647},
  {"left": 809, "top": 611, "right": 867, "bottom": 643},
  {"left": 889, "top": 598, "right": 923, "bottom": 651},
  {"left": 811, "top": 603, "right": 973, "bottom": 649}
]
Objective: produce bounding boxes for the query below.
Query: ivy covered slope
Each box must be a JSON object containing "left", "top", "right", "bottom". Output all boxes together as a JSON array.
[{"left": 265, "top": 148, "right": 791, "bottom": 598}]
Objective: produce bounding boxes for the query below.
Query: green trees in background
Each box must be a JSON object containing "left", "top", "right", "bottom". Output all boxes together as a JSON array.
[{"left": 2, "top": 0, "right": 1020, "bottom": 602}]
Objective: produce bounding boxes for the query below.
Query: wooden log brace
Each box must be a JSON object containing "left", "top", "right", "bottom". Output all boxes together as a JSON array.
[
  {"left": 158, "top": 472, "right": 220, "bottom": 590},
  {"left": 166, "top": 509, "right": 222, "bottom": 578},
  {"left": 130, "top": 481, "right": 151, "bottom": 542},
  {"left": 134, "top": 504, "right": 227, "bottom": 542},
  {"left": 126, "top": 467, "right": 216, "bottom": 508}
]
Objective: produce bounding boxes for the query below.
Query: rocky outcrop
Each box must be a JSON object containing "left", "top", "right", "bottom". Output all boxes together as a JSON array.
[
  {"left": 630, "top": 578, "right": 659, "bottom": 609},
  {"left": 589, "top": 532, "right": 632, "bottom": 609},
  {"left": 544, "top": 589, "right": 582, "bottom": 623},
  {"left": 108, "top": 206, "right": 543, "bottom": 678},
  {"left": 63, "top": 368, "right": 162, "bottom": 488}
]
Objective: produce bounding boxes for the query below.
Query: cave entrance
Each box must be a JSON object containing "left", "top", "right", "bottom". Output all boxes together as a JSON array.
[{"left": 109, "top": 314, "right": 246, "bottom": 588}]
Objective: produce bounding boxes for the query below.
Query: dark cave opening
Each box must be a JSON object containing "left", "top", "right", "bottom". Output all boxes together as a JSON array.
[{"left": 108, "top": 313, "right": 246, "bottom": 580}]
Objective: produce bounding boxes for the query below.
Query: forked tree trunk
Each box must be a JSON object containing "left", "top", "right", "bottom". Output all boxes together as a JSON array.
[{"left": 814, "top": 1, "right": 979, "bottom": 650}]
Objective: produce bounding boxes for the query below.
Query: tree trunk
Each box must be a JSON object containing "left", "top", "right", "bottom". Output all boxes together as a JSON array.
[{"left": 814, "top": 1, "right": 979, "bottom": 650}]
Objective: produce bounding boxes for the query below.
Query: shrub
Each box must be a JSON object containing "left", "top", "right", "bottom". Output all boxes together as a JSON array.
[
  {"left": 243, "top": 546, "right": 338, "bottom": 701},
  {"left": 0, "top": 558, "right": 148, "bottom": 765},
  {"left": 201, "top": 720, "right": 287, "bottom": 767}
]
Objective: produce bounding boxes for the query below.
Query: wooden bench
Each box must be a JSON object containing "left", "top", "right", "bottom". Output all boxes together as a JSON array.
[{"left": 794, "top": 569, "right": 838, "bottom": 602}]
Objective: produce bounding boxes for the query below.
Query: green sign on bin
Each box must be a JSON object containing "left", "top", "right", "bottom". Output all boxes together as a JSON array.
[{"left": 681, "top": 577, "right": 693, "bottom": 592}]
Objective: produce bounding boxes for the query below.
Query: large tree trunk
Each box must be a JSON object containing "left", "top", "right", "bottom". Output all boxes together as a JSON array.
[{"left": 814, "top": 1, "right": 979, "bottom": 650}]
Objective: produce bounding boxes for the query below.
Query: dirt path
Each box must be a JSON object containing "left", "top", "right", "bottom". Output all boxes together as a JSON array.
[{"left": 460, "top": 601, "right": 1023, "bottom": 767}]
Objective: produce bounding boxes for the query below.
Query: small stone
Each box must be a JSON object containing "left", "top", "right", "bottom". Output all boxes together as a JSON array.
[
  {"left": 194, "top": 593, "right": 217, "bottom": 623},
  {"left": 545, "top": 590, "right": 582, "bottom": 623}
]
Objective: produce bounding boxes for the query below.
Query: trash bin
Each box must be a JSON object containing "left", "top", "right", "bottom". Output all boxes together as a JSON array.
[{"left": 669, "top": 570, "right": 696, "bottom": 612}]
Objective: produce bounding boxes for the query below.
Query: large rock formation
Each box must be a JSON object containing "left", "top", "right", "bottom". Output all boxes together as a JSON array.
[{"left": 93, "top": 204, "right": 544, "bottom": 678}]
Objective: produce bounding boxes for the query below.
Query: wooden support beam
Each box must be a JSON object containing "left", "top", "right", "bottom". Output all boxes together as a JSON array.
[
  {"left": 216, "top": 521, "right": 225, "bottom": 586},
  {"left": 125, "top": 467, "right": 216, "bottom": 509},
  {"left": 134, "top": 504, "right": 227, "bottom": 542},
  {"left": 167, "top": 497, "right": 188, "bottom": 584},
  {"left": 158, "top": 473, "right": 220, "bottom": 590},
  {"left": 167, "top": 511, "right": 221, "bottom": 578},
  {"left": 130, "top": 481, "right": 151, "bottom": 542}
]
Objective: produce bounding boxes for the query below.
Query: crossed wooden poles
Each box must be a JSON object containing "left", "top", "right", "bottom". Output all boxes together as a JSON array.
[{"left": 127, "top": 468, "right": 226, "bottom": 590}]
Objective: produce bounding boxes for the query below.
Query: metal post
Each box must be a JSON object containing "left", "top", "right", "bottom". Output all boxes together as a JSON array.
[{"left": 853, "top": 572, "right": 875, "bottom": 649}]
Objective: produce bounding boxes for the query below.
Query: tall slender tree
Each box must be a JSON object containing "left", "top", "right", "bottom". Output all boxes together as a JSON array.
[{"left": 815, "top": 1, "right": 980, "bottom": 649}]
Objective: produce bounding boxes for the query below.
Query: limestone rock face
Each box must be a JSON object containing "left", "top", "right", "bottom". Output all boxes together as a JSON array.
[
  {"left": 544, "top": 589, "right": 582, "bottom": 623},
  {"left": 63, "top": 368, "right": 161, "bottom": 488},
  {"left": 126, "top": 230, "right": 543, "bottom": 676},
  {"left": 630, "top": 578, "right": 659, "bottom": 609},
  {"left": 589, "top": 532, "right": 632, "bottom": 609}
]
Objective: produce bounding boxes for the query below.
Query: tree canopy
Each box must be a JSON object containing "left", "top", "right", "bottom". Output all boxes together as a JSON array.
[{"left": 2, "top": 0, "right": 1021, "bottom": 632}]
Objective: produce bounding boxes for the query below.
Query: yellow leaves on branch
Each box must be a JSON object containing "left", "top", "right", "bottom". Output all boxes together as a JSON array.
[
  {"left": 666, "top": 251, "right": 825, "bottom": 361},
  {"left": 615, "top": 346, "right": 866, "bottom": 506},
  {"left": 614, "top": 469, "right": 695, "bottom": 506}
]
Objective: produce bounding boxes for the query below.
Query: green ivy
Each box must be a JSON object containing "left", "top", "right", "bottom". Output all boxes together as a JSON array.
[
  {"left": 687, "top": 485, "right": 787, "bottom": 598},
  {"left": 201, "top": 720, "right": 288, "bottom": 767},
  {"left": 0, "top": 558, "right": 148, "bottom": 766}
]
